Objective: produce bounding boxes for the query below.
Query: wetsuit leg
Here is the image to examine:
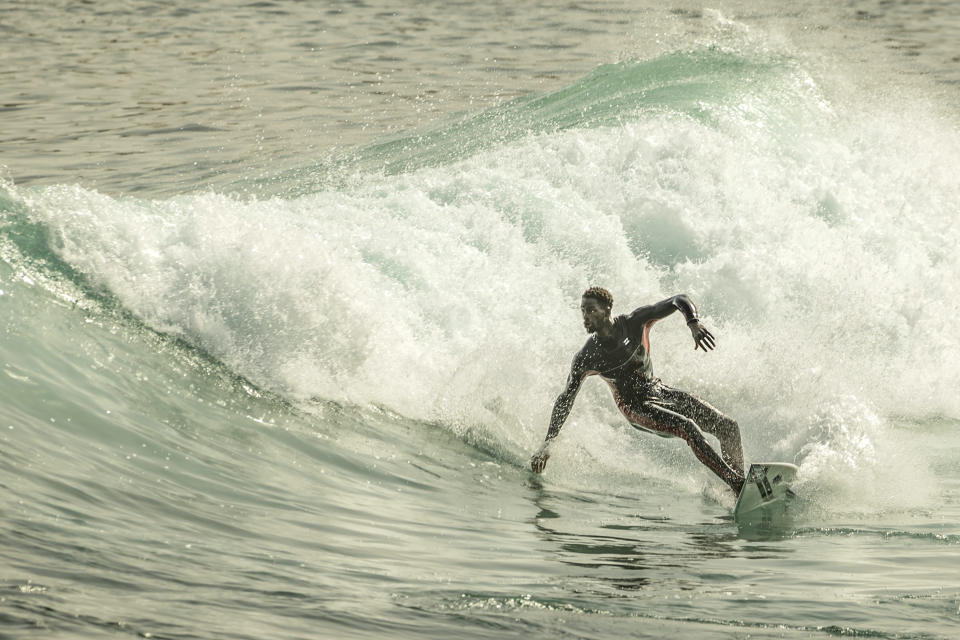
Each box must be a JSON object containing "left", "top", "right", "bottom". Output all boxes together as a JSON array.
[
  {"left": 659, "top": 385, "right": 744, "bottom": 475},
  {"left": 614, "top": 391, "right": 744, "bottom": 493}
]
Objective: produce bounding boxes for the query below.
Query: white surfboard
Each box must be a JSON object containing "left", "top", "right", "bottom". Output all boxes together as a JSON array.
[{"left": 734, "top": 462, "right": 798, "bottom": 525}]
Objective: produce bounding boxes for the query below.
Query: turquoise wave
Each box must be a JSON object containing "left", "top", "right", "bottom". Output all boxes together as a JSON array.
[{"left": 257, "top": 48, "right": 813, "bottom": 197}]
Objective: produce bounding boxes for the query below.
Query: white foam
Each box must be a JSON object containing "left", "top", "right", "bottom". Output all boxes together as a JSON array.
[{"left": 17, "top": 57, "right": 960, "bottom": 508}]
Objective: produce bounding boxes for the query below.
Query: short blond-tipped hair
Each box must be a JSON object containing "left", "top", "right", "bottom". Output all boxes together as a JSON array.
[{"left": 582, "top": 286, "right": 613, "bottom": 309}]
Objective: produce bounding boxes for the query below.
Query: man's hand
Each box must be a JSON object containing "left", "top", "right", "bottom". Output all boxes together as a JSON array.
[
  {"left": 530, "top": 441, "right": 552, "bottom": 473},
  {"left": 689, "top": 320, "right": 716, "bottom": 351}
]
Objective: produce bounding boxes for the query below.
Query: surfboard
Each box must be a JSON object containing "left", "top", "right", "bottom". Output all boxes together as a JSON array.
[{"left": 734, "top": 462, "right": 798, "bottom": 525}]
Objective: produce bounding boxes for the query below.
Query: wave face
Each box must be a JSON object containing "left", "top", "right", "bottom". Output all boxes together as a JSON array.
[{"left": 2, "top": 46, "right": 959, "bottom": 639}]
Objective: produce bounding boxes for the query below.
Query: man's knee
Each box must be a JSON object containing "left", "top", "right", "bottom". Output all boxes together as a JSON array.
[
  {"left": 728, "top": 418, "right": 741, "bottom": 439},
  {"left": 715, "top": 416, "right": 740, "bottom": 439}
]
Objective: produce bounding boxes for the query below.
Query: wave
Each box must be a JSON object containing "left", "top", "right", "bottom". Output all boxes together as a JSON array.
[
  {"left": 260, "top": 47, "right": 814, "bottom": 197},
  {"left": 3, "top": 46, "right": 959, "bottom": 510}
]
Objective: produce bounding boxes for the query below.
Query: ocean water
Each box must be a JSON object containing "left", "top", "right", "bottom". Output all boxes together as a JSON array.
[{"left": 2, "top": 1, "right": 959, "bottom": 639}]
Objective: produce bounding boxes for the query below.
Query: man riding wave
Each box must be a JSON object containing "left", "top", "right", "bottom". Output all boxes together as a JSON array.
[{"left": 530, "top": 287, "right": 745, "bottom": 494}]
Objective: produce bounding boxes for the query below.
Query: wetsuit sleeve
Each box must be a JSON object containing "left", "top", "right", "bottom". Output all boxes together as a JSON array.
[
  {"left": 623, "top": 294, "right": 699, "bottom": 332},
  {"left": 544, "top": 351, "right": 591, "bottom": 441}
]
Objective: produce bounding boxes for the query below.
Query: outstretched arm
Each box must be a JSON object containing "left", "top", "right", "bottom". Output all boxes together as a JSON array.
[
  {"left": 668, "top": 294, "right": 716, "bottom": 351},
  {"left": 630, "top": 294, "right": 716, "bottom": 351},
  {"left": 531, "top": 359, "right": 587, "bottom": 473},
  {"left": 687, "top": 318, "right": 716, "bottom": 351}
]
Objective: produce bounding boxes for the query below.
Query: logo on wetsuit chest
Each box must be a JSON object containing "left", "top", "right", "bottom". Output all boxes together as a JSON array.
[
  {"left": 614, "top": 337, "right": 636, "bottom": 361},
  {"left": 595, "top": 332, "right": 645, "bottom": 376}
]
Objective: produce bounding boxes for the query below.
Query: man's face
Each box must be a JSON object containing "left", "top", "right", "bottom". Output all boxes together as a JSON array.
[{"left": 580, "top": 296, "right": 609, "bottom": 333}]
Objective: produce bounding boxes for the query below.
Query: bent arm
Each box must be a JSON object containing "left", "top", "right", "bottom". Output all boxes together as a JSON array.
[
  {"left": 641, "top": 294, "right": 699, "bottom": 324},
  {"left": 665, "top": 294, "right": 717, "bottom": 351},
  {"left": 629, "top": 294, "right": 715, "bottom": 351}
]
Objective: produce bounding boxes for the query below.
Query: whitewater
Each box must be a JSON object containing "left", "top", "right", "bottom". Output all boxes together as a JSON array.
[{"left": 2, "top": 2, "right": 959, "bottom": 638}]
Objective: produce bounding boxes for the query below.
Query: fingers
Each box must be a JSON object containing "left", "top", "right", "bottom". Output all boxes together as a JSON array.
[
  {"left": 701, "top": 329, "right": 716, "bottom": 350},
  {"left": 530, "top": 453, "right": 549, "bottom": 473},
  {"left": 694, "top": 328, "right": 716, "bottom": 351}
]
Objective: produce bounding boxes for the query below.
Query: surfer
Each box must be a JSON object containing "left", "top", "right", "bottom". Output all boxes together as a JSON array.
[{"left": 530, "top": 287, "right": 745, "bottom": 494}]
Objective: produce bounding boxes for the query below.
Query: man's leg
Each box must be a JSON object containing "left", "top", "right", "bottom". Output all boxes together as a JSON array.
[
  {"left": 660, "top": 385, "right": 744, "bottom": 475},
  {"left": 613, "top": 390, "right": 744, "bottom": 493}
]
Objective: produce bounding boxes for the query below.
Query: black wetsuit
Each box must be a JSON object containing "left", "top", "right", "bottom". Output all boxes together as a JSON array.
[{"left": 546, "top": 295, "right": 743, "bottom": 489}]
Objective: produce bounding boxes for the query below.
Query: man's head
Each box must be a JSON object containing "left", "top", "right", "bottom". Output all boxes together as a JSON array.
[{"left": 581, "top": 286, "right": 613, "bottom": 333}]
